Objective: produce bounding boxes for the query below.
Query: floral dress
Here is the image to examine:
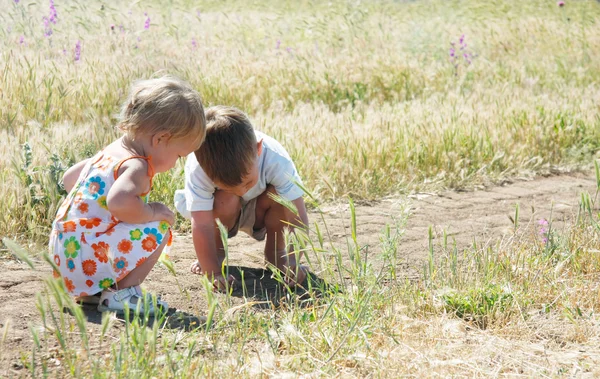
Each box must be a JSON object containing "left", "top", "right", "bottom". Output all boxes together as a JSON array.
[{"left": 49, "top": 152, "right": 172, "bottom": 297}]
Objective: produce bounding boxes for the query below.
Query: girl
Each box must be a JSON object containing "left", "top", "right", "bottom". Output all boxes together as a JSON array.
[{"left": 49, "top": 76, "right": 206, "bottom": 315}]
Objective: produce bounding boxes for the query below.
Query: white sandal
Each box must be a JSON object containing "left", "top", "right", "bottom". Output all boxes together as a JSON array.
[{"left": 97, "top": 286, "right": 168, "bottom": 315}]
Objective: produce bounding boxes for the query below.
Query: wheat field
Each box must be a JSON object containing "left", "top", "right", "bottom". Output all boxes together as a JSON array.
[{"left": 1, "top": 0, "right": 600, "bottom": 376}]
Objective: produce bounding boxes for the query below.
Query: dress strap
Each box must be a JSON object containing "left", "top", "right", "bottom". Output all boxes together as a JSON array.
[{"left": 113, "top": 155, "right": 155, "bottom": 196}]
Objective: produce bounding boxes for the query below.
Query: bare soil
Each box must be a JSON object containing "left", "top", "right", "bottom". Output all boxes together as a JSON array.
[{"left": 1, "top": 173, "right": 597, "bottom": 375}]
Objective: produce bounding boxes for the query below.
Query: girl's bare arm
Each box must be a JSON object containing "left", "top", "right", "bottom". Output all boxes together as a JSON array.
[
  {"left": 62, "top": 159, "right": 90, "bottom": 193},
  {"left": 107, "top": 159, "right": 174, "bottom": 225}
]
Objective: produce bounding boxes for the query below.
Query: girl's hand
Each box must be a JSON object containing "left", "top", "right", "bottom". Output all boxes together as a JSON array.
[{"left": 149, "top": 202, "right": 175, "bottom": 225}]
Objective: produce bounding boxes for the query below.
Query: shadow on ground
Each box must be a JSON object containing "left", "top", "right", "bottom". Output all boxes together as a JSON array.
[
  {"left": 66, "top": 265, "right": 336, "bottom": 330},
  {"left": 224, "top": 265, "right": 339, "bottom": 309}
]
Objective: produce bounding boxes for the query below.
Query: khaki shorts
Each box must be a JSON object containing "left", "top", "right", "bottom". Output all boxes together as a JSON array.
[{"left": 228, "top": 198, "right": 267, "bottom": 241}]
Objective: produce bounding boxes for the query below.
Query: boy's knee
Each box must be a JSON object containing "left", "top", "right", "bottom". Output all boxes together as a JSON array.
[
  {"left": 257, "top": 185, "right": 278, "bottom": 208},
  {"left": 213, "top": 190, "right": 242, "bottom": 227}
]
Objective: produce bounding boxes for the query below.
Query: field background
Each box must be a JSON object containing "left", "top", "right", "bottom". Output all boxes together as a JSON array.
[{"left": 1, "top": 0, "right": 600, "bottom": 377}]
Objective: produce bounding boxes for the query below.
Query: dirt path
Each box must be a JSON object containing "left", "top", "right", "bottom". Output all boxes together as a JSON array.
[{"left": 1, "top": 173, "right": 597, "bottom": 374}]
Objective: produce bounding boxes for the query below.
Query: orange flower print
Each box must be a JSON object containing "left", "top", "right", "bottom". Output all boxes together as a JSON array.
[
  {"left": 54, "top": 254, "right": 61, "bottom": 267},
  {"left": 142, "top": 236, "right": 158, "bottom": 252},
  {"left": 92, "top": 242, "right": 110, "bottom": 263},
  {"left": 167, "top": 230, "right": 173, "bottom": 247},
  {"left": 113, "top": 257, "right": 129, "bottom": 274},
  {"left": 63, "top": 221, "right": 77, "bottom": 232},
  {"left": 96, "top": 156, "right": 114, "bottom": 171},
  {"left": 95, "top": 225, "right": 116, "bottom": 238},
  {"left": 53, "top": 270, "right": 61, "bottom": 278},
  {"left": 63, "top": 277, "right": 75, "bottom": 293},
  {"left": 80, "top": 232, "right": 87, "bottom": 245},
  {"left": 136, "top": 257, "right": 147, "bottom": 267},
  {"left": 117, "top": 239, "right": 133, "bottom": 254},
  {"left": 80, "top": 218, "right": 102, "bottom": 229},
  {"left": 77, "top": 202, "right": 89, "bottom": 214},
  {"left": 86, "top": 279, "right": 94, "bottom": 287},
  {"left": 82, "top": 259, "right": 97, "bottom": 276},
  {"left": 73, "top": 192, "right": 83, "bottom": 205}
]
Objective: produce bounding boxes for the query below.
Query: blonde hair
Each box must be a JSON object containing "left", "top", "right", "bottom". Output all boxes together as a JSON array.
[
  {"left": 195, "top": 106, "right": 257, "bottom": 186},
  {"left": 117, "top": 76, "right": 206, "bottom": 146}
]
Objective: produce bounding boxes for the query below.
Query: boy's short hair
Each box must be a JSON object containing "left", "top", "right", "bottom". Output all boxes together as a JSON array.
[
  {"left": 117, "top": 75, "right": 206, "bottom": 147},
  {"left": 195, "top": 106, "right": 257, "bottom": 187}
]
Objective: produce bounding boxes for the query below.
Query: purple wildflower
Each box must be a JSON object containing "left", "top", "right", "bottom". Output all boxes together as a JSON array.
[
  {"left": 538, "top": 219, "right": 550, "bottom": 244},
  {"left": 276, "top": 39, "right": 281, "bottom": 49},
  {"left": 14, "top": 0, "right": 19, "bottom": 3},
  {"left": 286, "top": 47, "right": 292, "bottom": 54},
  {"left": 74, "top": 40, "right": 81, "bottom": 61},
  {"left": 196, "top": 10, "right": 201, "bottom": 17},
  {"left": 144, "top": 15, "right": 150, "bottom": 30},
  {"left": 19, "top": 35, "right": 24, "bottom": 44},
  {"left": 43, "top": 17, "right": 53, "bottom": 37},
  {"left": 110, "top": 24, "right": 115, "bottom": 31},
  {"left": 191, "top": 38, "right": 197, "bottom": 49},
  {"left": 49, "top": 0, "right": 57, "bottom": 24},
  {"left": 558, "top": 1, "right": 565, "bottom": 6}
]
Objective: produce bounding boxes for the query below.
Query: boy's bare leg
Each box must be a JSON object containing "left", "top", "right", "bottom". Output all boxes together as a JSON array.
[
  {"left": 254, "top": 186, "right": 307, "bottom": 285},
  {"left": 190, "top": 190, "right": 242, "bottom": 274}
]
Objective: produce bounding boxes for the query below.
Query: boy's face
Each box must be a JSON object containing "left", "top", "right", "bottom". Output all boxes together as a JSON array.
[
  {"left": 213, "top": 139, "right": 263, "bottom": 197},
  {"left": 214, "top": 158, "right": 259, "bottom": 197}
]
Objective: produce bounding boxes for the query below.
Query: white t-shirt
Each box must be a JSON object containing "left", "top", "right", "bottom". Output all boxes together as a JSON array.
[{"left": 175, "top": 130, "right": 304, "bottom": 218}]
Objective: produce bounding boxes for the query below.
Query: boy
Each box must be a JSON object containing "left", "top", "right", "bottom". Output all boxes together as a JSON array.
[{"left": 174, "top": 105, "right": 309, "bottom": 289}]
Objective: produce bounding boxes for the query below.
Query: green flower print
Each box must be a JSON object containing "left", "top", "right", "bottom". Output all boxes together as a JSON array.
[
  {"left": 63, "top": 236, "right": 80, "bottom": 258},
  {"left": 97, "top": 195, "right": 108, "bottom": 210},
  {"left": 130, "top": 229, "right": 143, "bottom": 241},
  {"left": 98, "top": 278, "right": 114, "bottom": 290},
  {"left": 158, "top": 221, "right": 170, "bottom": 234}
]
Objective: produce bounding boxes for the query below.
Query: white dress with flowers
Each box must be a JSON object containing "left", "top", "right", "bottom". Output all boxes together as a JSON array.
[{"left": 49, "top": 152, "right": 172, "bottom": 297}]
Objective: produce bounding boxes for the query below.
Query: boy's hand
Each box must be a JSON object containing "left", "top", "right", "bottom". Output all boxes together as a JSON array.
[
  {"left": 149, "top": 202, "right": 175, "bottom": 225},
  {"left": 283, "top": 265, "right": 309, "bottom": 287},
  {"left": 212, "top": 274, "right": 237, "bottom": 292},
  {"left": 190, "top": 261, "right": 236, "bottom": 292}
]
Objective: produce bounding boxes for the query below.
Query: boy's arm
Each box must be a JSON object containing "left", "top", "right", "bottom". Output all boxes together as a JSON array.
[
  {"left": 190, "top": 210, "right": 223, "bottom": 276},
  {"left": 62, "top": 159, "right": 90, "bottom": 193},
  {"left": 107, "top": 160, "right": 174, "bottom": 225}
]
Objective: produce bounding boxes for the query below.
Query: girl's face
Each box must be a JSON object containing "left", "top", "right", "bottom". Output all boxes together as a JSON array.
[{"left": 151, "top": 133, "right": 202, "bottom": 173}]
